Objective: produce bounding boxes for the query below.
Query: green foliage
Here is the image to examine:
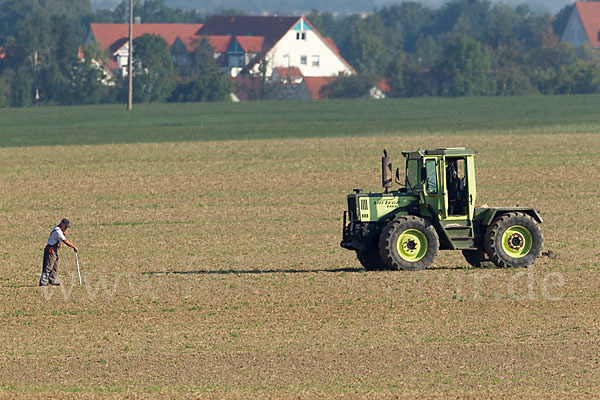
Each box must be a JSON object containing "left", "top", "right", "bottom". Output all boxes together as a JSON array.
[
  {"left": 96, "top": 0, "right": 204, "bottom": 24},
  {"left": 169, "top": 41, "right": 230, "bottom": 102},
  {"left": 435, "top": 35, "right": 491, "bottom": 96},
  {"left": 131, "top": 34, "right": 174, "bottom": 103},
  {"left": 0, "top": 69, "right": 12, "bottom": 107},
  {"left": 320, "top": 75, "right": 376, "bottom": 99},
  {"left": 0, "top": 0, "right": 90, "bottom": 40},
  {"left": 377, "top": 2, "right": 434, "bottom": 53},
  {"left": 386, "top": 54, "right": 405, "bottom": 97},
  {"left": 341, "top": 15, "right": 395, "bottom": 75},
  {"left": 10, "top": 70, "right": 32, "bottom": 107},
  {"left": 489, "top": 42, "right": 537, "bottom": 96},
  {"left": 551, "top": 4, "right": 574, "bottom": 41}
]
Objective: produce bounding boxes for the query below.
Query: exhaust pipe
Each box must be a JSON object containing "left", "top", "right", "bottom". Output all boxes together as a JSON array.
[{"left": 382, "top": 149, "right": 392, "bottom": 193}]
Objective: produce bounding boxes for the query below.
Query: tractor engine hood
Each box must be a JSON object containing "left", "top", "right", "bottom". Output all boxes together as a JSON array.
[{"left": 348, "top": 191, "right": 419, "bottom": 223}]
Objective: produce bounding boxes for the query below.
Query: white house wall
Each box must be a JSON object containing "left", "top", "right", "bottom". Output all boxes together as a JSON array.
[
  {"left": 560, "top": 8, "right": 589, "bottom": 47},
  {"left": 252, "top": 22, "right": 353, "bottom": 78}
]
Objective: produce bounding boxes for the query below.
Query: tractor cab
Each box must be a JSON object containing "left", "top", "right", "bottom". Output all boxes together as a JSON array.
[{"left": 402, "top": 148, "right": 477, "bottom": 222}]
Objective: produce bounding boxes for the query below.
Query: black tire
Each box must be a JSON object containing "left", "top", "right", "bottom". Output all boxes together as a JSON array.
[
  {"left": 485, "top": 212, "right": 543, "bottom": 268},
  {"left": 462, "top": 249, "right": 493, "bottom": 268},
  {"left": 379, "top": 216, "right": 439, "bottom": 271},
  {"left": 356, "top": 248, "right": 386, "bottom": 271}
]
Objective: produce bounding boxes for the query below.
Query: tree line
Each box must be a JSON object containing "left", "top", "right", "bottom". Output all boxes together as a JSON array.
[
  {"left": 312, "top": 0, "right": 600, "bottom": 98},
  {"left": 1, "top": 0, "right": 599, "bottom": 107}
]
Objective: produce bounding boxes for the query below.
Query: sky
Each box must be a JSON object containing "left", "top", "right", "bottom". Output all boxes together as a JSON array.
[{"left": 91, "top": 0, "right": 576, "bottom": 15}]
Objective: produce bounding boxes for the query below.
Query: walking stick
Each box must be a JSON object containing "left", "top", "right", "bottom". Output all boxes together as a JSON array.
[{"left": 75, "top": 251, "right": 82, "bottom": 286}]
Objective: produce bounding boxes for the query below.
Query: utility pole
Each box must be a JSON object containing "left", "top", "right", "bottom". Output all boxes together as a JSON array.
[{"left": 127, "top": 0, "right": 133, "bottom": 111}]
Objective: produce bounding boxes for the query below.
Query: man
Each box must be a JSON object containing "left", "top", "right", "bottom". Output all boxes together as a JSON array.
[{"left": 39, "top": 218, "right": 78, "bottom": 286}]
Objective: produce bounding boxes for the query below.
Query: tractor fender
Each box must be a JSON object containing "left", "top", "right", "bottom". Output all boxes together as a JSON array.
[
  {"left": 477, "top": 207, "right": 543, "bottom": 227},
  {"left": 385, "top": 211, "right": 456, "bottom": 251}
]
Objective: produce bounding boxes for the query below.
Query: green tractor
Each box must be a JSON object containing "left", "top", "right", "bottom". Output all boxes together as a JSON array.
[{"left": 340, "top": 148, "right": 544, "bottom": 270}]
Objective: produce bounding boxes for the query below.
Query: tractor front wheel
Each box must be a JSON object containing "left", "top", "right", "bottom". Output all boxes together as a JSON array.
[
  {"left": 379, "top": 216, "right": 439, "bottom": 271},
  {"left": 356, "top": 247, "right": 386, "bottom": 271},
  {"left": 485, "top": 212, "right": 543, "bottom": 268}
]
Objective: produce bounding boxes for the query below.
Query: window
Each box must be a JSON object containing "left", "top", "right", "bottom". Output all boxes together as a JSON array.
[
  {"left": 300, "top": 55, "right": 307, "bottom": 65},
  {"left": 425, "top": 159, "right": 438, "bottom": 194},
  {"left": 296, "top": 32, "right": 300, "bottom": 40},
  {"left": 301, "top": 32, "right": 306, "bottom": 40},
  {"left": 311, "top": 55, "right": 320, "bottom": 67},
  {"left": 405, "top": 159, "right": 420, "bottom": 190}
]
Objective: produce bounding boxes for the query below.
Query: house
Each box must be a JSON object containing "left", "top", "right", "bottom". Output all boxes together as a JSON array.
[
  {"left": 196, "top": 15, "right": 354, "bottom": 79},
  {"left": 86, "top": 23, "right": 203, "bottom": 76},
  {"left": 86, "top": 16, "right": 353, "bottom": 81},
  {"left": 560, "top": 2, "right": 600, "bottom": 48}
]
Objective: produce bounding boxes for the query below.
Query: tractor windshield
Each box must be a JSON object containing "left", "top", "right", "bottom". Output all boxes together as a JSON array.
[{"left": 405, "top": 159, "right": 420, "bottom": 190}]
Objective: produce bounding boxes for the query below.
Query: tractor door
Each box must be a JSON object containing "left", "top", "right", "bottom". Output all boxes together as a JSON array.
[
  {"left": 442, "top": 156, "right": 474, "bottom": 221},
  {"left": 423, "top": 157, "right": 442, "bottom": 215}
]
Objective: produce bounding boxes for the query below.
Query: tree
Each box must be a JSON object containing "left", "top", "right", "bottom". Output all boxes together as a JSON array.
[
  {"left": 435, "top": 35, "right": 490, "bottom": 96},
  {"left": 169, "top": 40, "right": 230, "bottom": 102},
  {"left": 341, "top": 15, "right": 395, "bottom": 75},
  {"left": 432, "top": 0, "right": 492, "bottom": 39},
  {"left": 98, "top": 0, "right": 204, "bottom": 23},
  {"left": 131, "top": 34, "right": 174, "bottom": 103},
  {"left": 0, "top": 69, "right": 13, "bottom": 107},
  {"left": 305, "top": 10, "right": 337, "bottom": 39},
  {"left": 386, "top": 53, "right": 405, "bottom": 97},
  {"left": 413, "top": 34, "right": 443, "bottom": 69},
  {"left": 484, "top": 4, "right": 520, "bottom": 48},
  {"left": 552, "top": 4, "right": 574, "bottom": 40},
  {"left": 320, "top": 74, "right": 376, "bottom": 99},
  {"left": 11, "top": 70, "right": 32, "bottom": 107},
  {"left": 0, "top": 0, "right": 90, "bottom": 41},
  {"left": 489, "top": 42, "right": 536, "bottom": 96},
  {"left": 378, "top": 2, "right": 434, "bottom": 53}
]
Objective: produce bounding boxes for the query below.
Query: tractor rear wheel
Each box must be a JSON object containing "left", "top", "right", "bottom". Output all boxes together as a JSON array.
[
  {"left": 356, "top": 248, "right": 386, "bottom": 271},
  {"left": 485, "top": 212, "right": 543, "bottom": 268},
  {"left": 379, "top": 216, "right": 439, "bottom": 271}
]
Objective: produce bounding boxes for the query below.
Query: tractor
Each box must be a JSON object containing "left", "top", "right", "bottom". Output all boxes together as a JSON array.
[{"left": 340, "top": 148, "right": 544, "bottom": 270}]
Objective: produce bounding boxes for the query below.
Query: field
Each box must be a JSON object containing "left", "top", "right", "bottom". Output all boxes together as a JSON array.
[{"left": 1, "top": 96, "right": 599, "bottom": 397}]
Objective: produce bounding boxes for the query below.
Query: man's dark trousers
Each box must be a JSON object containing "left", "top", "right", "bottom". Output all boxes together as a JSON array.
[{"left": 39, "top": 244, "right": 59, "bottom": 286}]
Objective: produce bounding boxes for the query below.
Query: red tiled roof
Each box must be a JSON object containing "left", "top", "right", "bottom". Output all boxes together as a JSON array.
[
  {"left": 575, "top": 1, "right": 600, "bottom": 47},
  {"left": 89, "top": 23, "right": 203, "bottom": 54},
  {"left": 197, "top": 35, "right": 232, "bottom": 53},
  {"left": 304, "top": 76, "right": 336, "bottom": 100},
  {"left": 198, "top": 16, "right": 298, "bottom": 48},
  {"left": 274, "top": 67, "right": 303, "bottom": 78},
  {"left": 236, "top": 36, "right": 265, "bottom": 53}
]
